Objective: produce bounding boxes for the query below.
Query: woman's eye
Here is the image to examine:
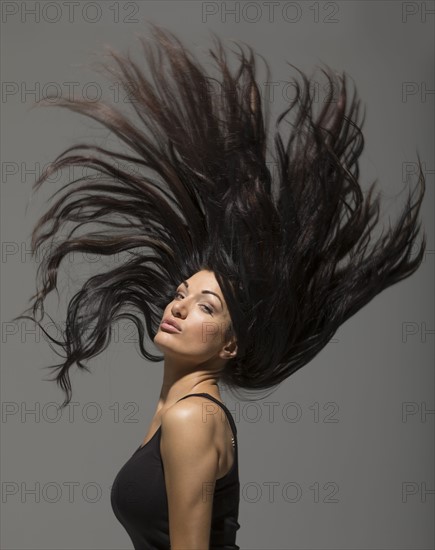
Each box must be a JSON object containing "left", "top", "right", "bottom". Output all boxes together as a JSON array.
[{"left": 173, "top": 292, "right": 213, "bottom": 315}]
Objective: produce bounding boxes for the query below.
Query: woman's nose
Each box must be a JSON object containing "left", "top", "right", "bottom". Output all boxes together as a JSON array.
[{"left": 171, "top": 300, "right": 185, "bottom": 316}]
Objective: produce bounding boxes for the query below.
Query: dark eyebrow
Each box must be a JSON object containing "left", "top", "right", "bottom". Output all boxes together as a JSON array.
[{"left": 180, "top": 280, "right": 223, "bottom": 310}]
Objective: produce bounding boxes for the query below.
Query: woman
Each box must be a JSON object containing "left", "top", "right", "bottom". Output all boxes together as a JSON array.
[
  {"left": 12, "top": 22, "right": 426, "bottom": 550},
  {"left": 111, "top": 268, "right": 240, "bottom": 549}
]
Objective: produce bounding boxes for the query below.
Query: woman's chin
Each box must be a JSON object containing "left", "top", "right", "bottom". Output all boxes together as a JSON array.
[{"left": 153, "top": 331, "right": 174, "bottom": 350}]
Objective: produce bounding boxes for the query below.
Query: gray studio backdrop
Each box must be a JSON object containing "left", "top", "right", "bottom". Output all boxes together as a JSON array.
[{"left": 2, "top": 1, "right": 434, "bottom": 549}]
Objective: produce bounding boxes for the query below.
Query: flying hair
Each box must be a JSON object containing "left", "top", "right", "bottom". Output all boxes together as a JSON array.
[{"left": 11, "top": 22, "right": 427, "bottom": 408}]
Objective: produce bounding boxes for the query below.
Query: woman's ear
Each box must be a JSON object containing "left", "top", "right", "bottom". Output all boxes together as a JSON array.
[{"left": 220, "top": 338, "right": 237, "bottom": 359}]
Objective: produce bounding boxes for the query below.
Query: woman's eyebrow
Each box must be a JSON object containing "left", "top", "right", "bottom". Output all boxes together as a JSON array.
[{"left": 180, "top": 280, "right": 223, "bottom": 309}]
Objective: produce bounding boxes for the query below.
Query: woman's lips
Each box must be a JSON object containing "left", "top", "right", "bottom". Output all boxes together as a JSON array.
[{"left": 160, "top": 322, "right": 181, "bottom": 333}]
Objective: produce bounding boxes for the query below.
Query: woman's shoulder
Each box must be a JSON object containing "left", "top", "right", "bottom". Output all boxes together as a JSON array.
[
  {"left": 161, "top": 394, "right": 221, "bottom": 437},
  {"left": 159, "top": 397, "right": 221, "bottom": 471}
]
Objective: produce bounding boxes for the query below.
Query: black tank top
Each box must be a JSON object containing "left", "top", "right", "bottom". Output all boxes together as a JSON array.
[{"left": 110, "top": 392, "right": 240, "bottom": 549}]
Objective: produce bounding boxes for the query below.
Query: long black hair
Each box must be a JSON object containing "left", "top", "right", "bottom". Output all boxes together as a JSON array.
[{"left": 12, "top": 22, "right": 427, "bottom": 408}]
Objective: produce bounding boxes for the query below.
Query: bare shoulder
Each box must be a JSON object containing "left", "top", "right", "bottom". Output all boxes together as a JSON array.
[{"left": 160, "top": 396, "right": 219, "bottom": 446}]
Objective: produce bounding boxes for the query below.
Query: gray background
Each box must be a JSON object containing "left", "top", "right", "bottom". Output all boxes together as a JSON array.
[{"left": 1, "top": 1, "right": 434, "bottom": 549}]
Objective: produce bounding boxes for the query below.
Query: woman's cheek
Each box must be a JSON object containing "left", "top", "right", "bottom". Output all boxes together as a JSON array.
[{"left": 198, "top": 320, "right": 221, "bottom": 345}]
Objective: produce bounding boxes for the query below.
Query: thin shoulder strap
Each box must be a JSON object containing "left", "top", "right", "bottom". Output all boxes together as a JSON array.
[{"left": 176, "top": 392, "right": 237, "bottom": 446}]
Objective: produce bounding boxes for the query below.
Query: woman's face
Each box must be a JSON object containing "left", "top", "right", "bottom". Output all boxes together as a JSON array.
[{"left": 153, "top": 269, "right": 236, "bottom": 365}]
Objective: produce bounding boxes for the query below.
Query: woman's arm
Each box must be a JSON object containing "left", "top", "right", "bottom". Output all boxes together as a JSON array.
[{"left": 160, "top": 399, "right": 220, "bottom": 550}]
